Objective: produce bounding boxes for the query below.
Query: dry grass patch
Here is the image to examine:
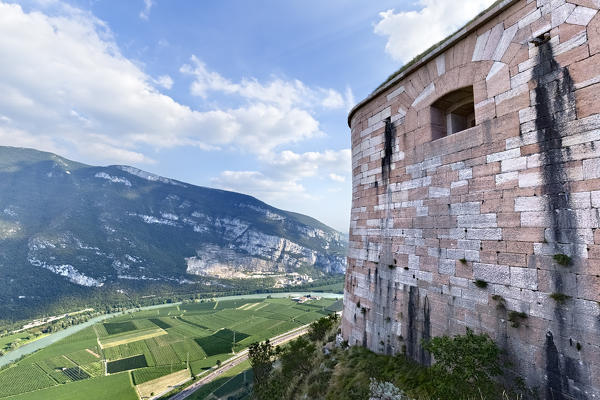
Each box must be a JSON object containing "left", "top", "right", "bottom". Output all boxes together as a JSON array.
[
  {"left": 135, "top": 368, "right": 191, "bottom": 399},
  {"left": 100, "top": 328, "right": 167, "bottom": 349},
  {"left": 86, "top": 348, "right": 101, "bottom": 358}
]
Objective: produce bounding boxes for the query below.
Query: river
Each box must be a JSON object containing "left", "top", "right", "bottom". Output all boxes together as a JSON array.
[{"left": 0, "top": 291, "right": 342, "bottom": 368}]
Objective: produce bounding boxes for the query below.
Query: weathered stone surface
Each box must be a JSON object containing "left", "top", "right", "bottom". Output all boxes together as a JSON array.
[
  {"left": 494, "top": 23, "right": 519, "bottom": 61},
  {"left": 566, "top": 6, "right": 598, "bottom": 26},
  {"left": 436, "top": 54, "right": 446, "bottom": 76},
  {"left": 575, "top": 82, "right": 600, "bottom": 117},
  {"left": 552, "top": 3, "right": 577, "bottom": 27},
  {"left": 487, "top": 62, "right": 511, "bottom": 97},
  {"left": 483, "top": 23, "right": 506, "bottom": 60},
  {"left": 510, "top": 267, "right": 537, "bottom": 290},
  {"left": 583, "top": 157, "right": 600, "bottom": 179},
  {"left": 590, "top": 12, "right": 600, "bottom": 54},
  {"left": 472, "top": 29, "right": 491, "bottom": 61},
  {"left": 473, "top": 263, "right": 510, "bottom": 284},
  {"left": 368, "top": 107, "right": 391, "bottom": 127},
  {"left": 457, "top": 214, "right": 498, "bottom": 228},
  {"left": 343, "top": 0, "right": 600, "bottom": 397},
  {"left": 411, "top": 82, "right": 435, "bottom": 107},
  {"left": 386, "top": 86, "right": 405, "bottom": 101},
  {"left": 569, "top": 53, "right": 600, "bottom": 88},
  {"left": 450, "top": 202, "right": 480, "bottom": 215}
]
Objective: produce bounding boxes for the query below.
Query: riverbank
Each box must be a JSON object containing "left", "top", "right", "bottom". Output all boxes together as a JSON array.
[{"left": 0, "top": 291, "right": 342, "bottom": 368}]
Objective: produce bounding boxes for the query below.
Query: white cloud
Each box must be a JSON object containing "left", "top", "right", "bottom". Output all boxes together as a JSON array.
[
  {"left": 212, "top": 148, "right": 350, "bottom": 201},
  {"left": 321, "top": 89, "right": 344, "bottom": 109},
  {"left": 265, "top": 149, "right": 351, "bottom": 179},
  {"left": 155, "top": 75, "right": 173, "bottom": 90},
  {"left": 0, "top": 1, "right": 353, "bottom": 230},
  {"left": 229, "top": 105, "right": 321, "bottom": 155},
  {"left": 212, "top": 148, "right": 351, "bottom": 230},
  {"left": 0, "top": 1, "right": 210, "bottom": 163},
  {"left": 212, "top": 171, "right": 308, "bottom": 202},
  {"left": 0, "top": 2, "right": 339, "bottom": 162},
  {"left": 374, "top": 0, "right": 497, "bottom": 63},
  {"left": 180, "top": 57, "right": 238, "bottom": 98},
  {"left": 139, "top": 0, "right": 153, "bottom": 20},
  {"left": 344, "top": 86, "right": 355, "bottom": 112},
  {"left": 79, "top": 141, "right": 156, "bottom": 164},
  {"left": 329, "top": 173, "right": 345, "bottom": 183},
  {"left": 180, "top": 56, "right": 351, "bottom": 111}
]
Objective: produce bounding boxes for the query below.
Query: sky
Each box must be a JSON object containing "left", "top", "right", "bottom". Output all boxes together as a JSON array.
[{"left": 0, "top": 0, "right": 496, "bottom": 232}]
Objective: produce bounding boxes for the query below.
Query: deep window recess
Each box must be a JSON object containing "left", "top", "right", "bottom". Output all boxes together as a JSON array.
[{"left": 430, "top": 86, "right": 475, "bottom": 139}]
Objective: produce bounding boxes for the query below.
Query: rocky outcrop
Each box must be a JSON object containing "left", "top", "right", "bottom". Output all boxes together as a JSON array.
[{"left": 186, "top": 228, "right": 346, "bottom": 279}]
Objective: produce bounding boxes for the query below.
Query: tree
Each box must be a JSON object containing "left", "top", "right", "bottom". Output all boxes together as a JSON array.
[
  {"left": 216, "top": 359, "right": 222, "bottom": 368},
  {"left": 307, "top": 314, "right": 339, "bottom": 342},
  {"left": 248, "top": 340, "right": 280, "bottom": 398},
  {"left": 280, "top": 336, "right": 316, "bottom": 378},
  {"left": 422, "top": 328, "right": 503, "bottom": 399}
]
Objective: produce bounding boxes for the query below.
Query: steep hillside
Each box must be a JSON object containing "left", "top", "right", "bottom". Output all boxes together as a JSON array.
[{"left": 0, "top": 146, "right": 346, "bottom": 321}]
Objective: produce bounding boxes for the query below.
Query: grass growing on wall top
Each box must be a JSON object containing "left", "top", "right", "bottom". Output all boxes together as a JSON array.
[{"left": 374, "top": 0, "right": 506, "bottom": 92}]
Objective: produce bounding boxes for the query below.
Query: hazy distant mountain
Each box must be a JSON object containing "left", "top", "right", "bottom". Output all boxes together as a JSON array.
[{"left": 0, "top": 146, "right": 346, "bottom": 321}]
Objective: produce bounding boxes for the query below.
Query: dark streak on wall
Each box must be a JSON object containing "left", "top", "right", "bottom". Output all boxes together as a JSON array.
[
  {"left": 546, "top": 331, "right": 567, "bottom": 400},
  {"left": 406, "top": 285, "right": 418, "bottom": 360},
  {"left": 533, "top": 40, "right": 585, "bottom": 399},
  {"left": 533, "top": 41, "right": 577, "bottom": 247},
  {"left": 420, "top": 296, "right": 431, "bottom": 366},
  {"left": 382, "top": 117, "right": 394, "bottom": 182}
]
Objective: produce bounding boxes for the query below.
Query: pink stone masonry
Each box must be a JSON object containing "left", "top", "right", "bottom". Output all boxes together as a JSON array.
[{"left": 342, "top": 0, "right": 600, "bottom": 398}]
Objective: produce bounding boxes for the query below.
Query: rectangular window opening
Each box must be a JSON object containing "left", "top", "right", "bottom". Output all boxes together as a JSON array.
[{"left": 430, "top": 86, "right": 475, "bottom": 140}]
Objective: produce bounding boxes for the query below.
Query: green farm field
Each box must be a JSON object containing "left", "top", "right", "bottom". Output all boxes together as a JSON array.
[{"left": 0, "top": 296, "right": 340, "bottom": 399}]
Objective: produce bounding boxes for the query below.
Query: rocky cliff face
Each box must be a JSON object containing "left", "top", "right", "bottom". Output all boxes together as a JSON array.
[
  {"left": 0, "top": 146, "right": 347, "bottom": 319},
  {"left": 182, "top": 211, "right": 347, "bottom": 278},
  {"left": 185, "top": 228, "right": 346, "bottom": 279}
]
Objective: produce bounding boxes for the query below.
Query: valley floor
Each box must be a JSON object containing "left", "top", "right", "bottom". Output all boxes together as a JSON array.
[{"left": 0, "top": 295, "right": 342, "bottom": 400}]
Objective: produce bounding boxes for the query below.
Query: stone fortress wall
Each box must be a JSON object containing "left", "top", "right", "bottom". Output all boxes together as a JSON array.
[{"left": 341, "top": 0, "right": 600, "bottom": 398}]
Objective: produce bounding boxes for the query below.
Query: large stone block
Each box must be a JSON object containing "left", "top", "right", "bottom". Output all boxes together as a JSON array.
[
  {"left": 583, "top": 157, "right": 600, "bottom": 179},
  {"left": 515, "top": 196, "right": 547, "bottom": 211},
  {"left": 590, "top": 12, "right": 600, "bottom": 55},
  {"left": 466, "top": 228, "right": 503, "bottom": 240},
  {"left": 473, "top": 263, "right": 511, "bottom": 284},
  {"left": 575, "top": 83, "right": 600, "bottom": 118},
  {"left": 577, "top": 274, "right": 600, "bottom": 301},
  {"left": 566, "top": 6, "right": 598, "bottom": 26},
  {"left": 457, "top": 214, "right": 498, "bottom": 228},
  {"left": 450, "top": 202, "right": 481, "bottom": 215},
  {"left": 569, "top": 53, "right": 600, "bottom": 88},
  {"left": 510, "top": 266, "right": 538, "bottom": 289}
]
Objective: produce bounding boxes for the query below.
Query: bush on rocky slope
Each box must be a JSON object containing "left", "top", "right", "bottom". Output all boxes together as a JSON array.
[{"left": 249, "top": 316, "right": 531, "bottom": 400}]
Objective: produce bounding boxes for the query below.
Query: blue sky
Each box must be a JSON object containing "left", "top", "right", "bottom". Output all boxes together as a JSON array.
[{"left": 0, "top": 0, "right": 495, "bottom": 231}]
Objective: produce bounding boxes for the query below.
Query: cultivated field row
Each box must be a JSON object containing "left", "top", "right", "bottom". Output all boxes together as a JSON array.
[{"left": 0, "top": 296, "right": 342, "bottom": 400}]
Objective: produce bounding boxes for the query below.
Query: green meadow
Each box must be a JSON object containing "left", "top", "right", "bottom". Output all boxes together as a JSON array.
[{"left": 0, "top": 296, "right": 342, "bottom": 400}]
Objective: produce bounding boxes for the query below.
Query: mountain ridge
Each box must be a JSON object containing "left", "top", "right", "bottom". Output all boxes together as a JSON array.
[{"left": 0, "top": 146, "right": 347, "bottom": 323}]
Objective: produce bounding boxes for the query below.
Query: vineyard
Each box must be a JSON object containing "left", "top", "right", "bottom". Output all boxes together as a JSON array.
[
  {"left": 132, "top": 365, "right": 186, "bottom": 385},
  {"left": 0, "top": 294, "right": 340, "bottom": 399},
  {"left": 104, "top": 321, "right": 137, "bottom": 336},
  {"left": 107, "top": 355, "right": 148, "bottom": 374},
  {"left": 0, "top": 364, "right": 56, "bottom": 397}
]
